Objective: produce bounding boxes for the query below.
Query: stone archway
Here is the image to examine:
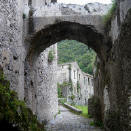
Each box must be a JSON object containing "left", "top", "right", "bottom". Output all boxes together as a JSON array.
[{"left": 24, "top": 21, "right": 108, "bottom": 122}]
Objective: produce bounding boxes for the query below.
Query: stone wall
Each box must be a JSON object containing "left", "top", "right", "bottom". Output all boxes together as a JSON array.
[
  {"left": 35, "top": 44, "right": 58, "bottom": 122},
  {"left": 93, "top": 0, "right": 131, "bottom": 130},
  {"left": 0, "top": 0, "right": 58, "bottom": 123},
  {"left": 24, "top": 43, "right": 58, "bottom": 122},
  {"left": 0, "top": 0, "right": 25, "bottom": 100}
]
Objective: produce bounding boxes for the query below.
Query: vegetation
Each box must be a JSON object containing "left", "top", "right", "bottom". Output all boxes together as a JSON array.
[
  {"left": 57, "top": 85, "right": 62, "bottom": 98},
  {"left": 23, "top": 13, "right": 26, "bottom": 19},
  {"left": 59, "top": 98, "right": 67, "bottom": 105},
  {"left": 103, "top": 0, "right": 117, "bottom": 27},
  {"left": 58, "top": 40, "right": 96, "bottom": 75},
  {"left": 77, "top": 82, "right": 80, "bottom": 93},
  {"left": 74, "top": 105, "right": 88, "bottom": 118},
  {"left": 57, "top": 81, "right": 72, "bottom": 88},
  {"left": 48, "top": 50, "right": 54, "bottom": 63},
  {"left": 0, "top": 68, "right": 45, "bottom": 131},
  {"left": 57, "top": 81, "right": 73, "bottom": 98},
  {"left": 90, "top": 120, "right": 104, "bottom": 128},
  {"left": 70, "top": 94, "right": 75, "bottom": 101}
]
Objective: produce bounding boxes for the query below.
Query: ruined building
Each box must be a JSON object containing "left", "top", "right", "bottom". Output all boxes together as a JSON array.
[
  {"left": 57, "top": 62, "right": 94, "bottom": 105},
  {"left": 0, "top": 0, "right": 131, "bottom": 130}
]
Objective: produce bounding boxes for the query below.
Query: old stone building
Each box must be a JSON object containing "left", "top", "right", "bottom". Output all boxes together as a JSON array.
[
  {"left": 57, "top": 62, "right": 94, "bottom": 105},
  {"left": 0, "top": 0, "right": 131, "bottom": 130}
]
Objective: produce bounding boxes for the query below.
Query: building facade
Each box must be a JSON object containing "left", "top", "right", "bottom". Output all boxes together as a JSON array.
[{"left": 57, "top": 62, "right": 94, "bottom": 105}]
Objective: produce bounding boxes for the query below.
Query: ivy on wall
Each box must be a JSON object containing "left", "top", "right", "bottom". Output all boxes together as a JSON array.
[{"left": 48, "top": 50, "right": 54, "bottom": 63}]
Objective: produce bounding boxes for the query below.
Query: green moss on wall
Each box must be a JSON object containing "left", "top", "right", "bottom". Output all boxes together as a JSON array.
[
  {"left": 48, "top": 50, "right": 54, "bottom": 63},
  {"left": 103, "top": 0, "right": 117, "bottom": 28}
]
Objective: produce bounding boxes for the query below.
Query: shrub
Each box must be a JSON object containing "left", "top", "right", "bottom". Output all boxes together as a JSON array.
[
  {"left": 59, "top": 98, "right": 67, "bottom": 105},
  {"left": 103, "top": 0, "right": 117, "bottom": 27},
  {"left": 57, "top": 86, "right": 62, "bottom": 98},
  {"left": 0, "top": 67, "right": 45, "bottom": 131},
  {"left": 48, "top": 50, "right": 54, "bottom": 63},
  {"left": 23, "top": 13, "right": 26, "bottom": 19},
  {"left": 58, "top": 81, "right": 72, "bottom": 88},
  {"left": 71, "top": 95, "right": 75, "bottom": 101}
]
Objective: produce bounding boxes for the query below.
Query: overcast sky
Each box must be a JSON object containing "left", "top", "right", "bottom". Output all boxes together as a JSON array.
[{"left": 58, "top": 0, "right": 112, "bottom": 5}]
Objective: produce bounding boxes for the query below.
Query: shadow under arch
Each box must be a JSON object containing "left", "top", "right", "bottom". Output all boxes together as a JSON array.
[{"left": 28, "top": 21, "right": 107, "bottom": 62}]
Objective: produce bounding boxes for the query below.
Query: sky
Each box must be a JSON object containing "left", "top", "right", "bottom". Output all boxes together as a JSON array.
[{"left": 58, "top": 0, "right": 112, "bottom": 5}]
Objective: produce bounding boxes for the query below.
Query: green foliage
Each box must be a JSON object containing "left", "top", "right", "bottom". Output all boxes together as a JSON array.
[
  {"left": 58, "top": 40, "right": 96, "bottom": 75},
  {"left": 58, "top": 82, "right": 72, "bottom": 89},
  {"left": 103, "top": 0, "right": 117, "bottom": 27},
  {"left": 90, "top": 121, "right": 95, "bottom": 126},
  {"left": 58, "top": 110, "right": 61, "bottom": 114},
  {"left": 90, "top": 121, "right": 104, "bottom": 128},
  {"left": 48, "top": 50, "right": 54, "bottom": 63},
  {"left": 59, "top": 98, "right": 67, "bottom": 105},
  {"left": 0, "top": 68, "right": 45, "bottom": 131},
  {"left": 70, "top": 95, "right": 75, "bottom": 101},
  {"left": 57, "top": 83, "right": 62, "bottom": 98},
  {"left": 77, "top": 82, "right": 80, "bottom": 93},
  {"left": 23, "top": 13, "right": 26, "bottom": 19},
  {"left": 57, "top": 82, "right": 72, "bottom": 98}
]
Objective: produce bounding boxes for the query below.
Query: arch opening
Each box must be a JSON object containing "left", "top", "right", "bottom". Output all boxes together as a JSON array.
[
  {"left": 24, "top": 21, "right": 107, "bottom": 122},
  {"left": 28, "top": 21, "right": 106, "bottom": 61}
]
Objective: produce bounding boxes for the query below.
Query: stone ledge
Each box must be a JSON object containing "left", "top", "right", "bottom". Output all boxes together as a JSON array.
[{"left": 64, "top": 103, "right": 82, "bottom": 114}]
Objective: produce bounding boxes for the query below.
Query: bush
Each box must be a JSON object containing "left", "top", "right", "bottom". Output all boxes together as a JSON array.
[
  {"left": 0, "top": 67, "right": 45, "bottom": 131},
  {"left": 48, "top": 50, "right": 54, "bottom": 63},
  {"left": 59, "top": 98, "right": 67, "bottom": 105},
  {"left": 23, "top": 13, "right": 26, "bottom": 19},
  {"left": 70, "top": 95, "right": 75, "bottom": 101},
  {"left": 57, "top": 86, "right": 62, "bottom": 98},
  {"left": 103, "top": 0, "right": 117, "bottom": 27}
]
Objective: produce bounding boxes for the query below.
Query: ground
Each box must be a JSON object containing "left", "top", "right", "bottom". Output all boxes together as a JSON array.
[{"left": 45, "top": 105, "right": 103, "bottom": 131}]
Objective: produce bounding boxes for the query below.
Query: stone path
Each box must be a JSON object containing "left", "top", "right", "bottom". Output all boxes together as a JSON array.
[{"left": 45, "top": 105, "right": 103, "bottom": 131}]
